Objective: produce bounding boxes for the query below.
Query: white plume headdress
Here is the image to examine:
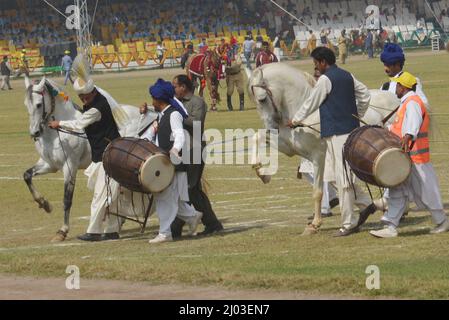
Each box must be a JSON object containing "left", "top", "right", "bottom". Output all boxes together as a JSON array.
[
  {"left": 72, "top": 53, "right": 130, "bottom": 130},
  {"left": 72, "top": 54, "right": 95, "bottom": 94}
]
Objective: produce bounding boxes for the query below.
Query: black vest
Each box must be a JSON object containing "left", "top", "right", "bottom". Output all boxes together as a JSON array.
[
  {"left": 83, "top": 92, "right": 120, "bottom": 162},
  {"left": 1, "top": 61, "right": 10, "bottom": 76},
  {"left": 157, "top": 106, "right": 186, "bottom": 171},
  {"left": 319, "top": 65, "right": 360, "bottom": 138}
]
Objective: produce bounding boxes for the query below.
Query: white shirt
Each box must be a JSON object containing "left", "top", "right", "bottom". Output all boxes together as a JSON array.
[
  {"left": 156, "top": 45, "right": 166, "bottom": 56},
  {"left": 396, "top": 91, "right": 424, "bottom": 140},
  {"left": 140, "top": 105, "right": 185, "bottom": 152},
  {"left": 59, "top": 108, "right": 101, "bottom": 131},
  {"left": 292, "top": 72, "right": 371, "bottom": 123}
]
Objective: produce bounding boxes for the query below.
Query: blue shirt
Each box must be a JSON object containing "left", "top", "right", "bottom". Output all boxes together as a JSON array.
[{"left": 61, "top": 55, "right": 72, "bottom": 71}]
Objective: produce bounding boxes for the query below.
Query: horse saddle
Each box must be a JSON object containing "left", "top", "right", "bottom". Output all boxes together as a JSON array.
[{"left": 188, "top": 54, "right": 206, "bottom": 77}]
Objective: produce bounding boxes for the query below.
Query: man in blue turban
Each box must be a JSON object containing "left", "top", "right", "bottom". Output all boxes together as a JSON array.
[
  {"left": 149, "top": 78, "right": 188, "bottom": 118},
  {"left": 141, "top": 78, "right": 203, "bottom": 244},
  {"left": 379, "top": 43, "right": 428, "bottom": 107}
]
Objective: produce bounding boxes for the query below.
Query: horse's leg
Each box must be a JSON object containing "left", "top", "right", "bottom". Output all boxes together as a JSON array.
[
  {"left": 205, "top": 76, "right": 218, "bottom": 111},
  {"left": 251, "top": 131, "right": 271, "bottom": 184},
  {"left": 23, "top": 159, "right": 56, "bottom": 213},
  {"left": 52, "top": 163, "right": 77, "bottom": 242},
  {"left": 301, "top": 156, "right": 324, "bottom": 236}
]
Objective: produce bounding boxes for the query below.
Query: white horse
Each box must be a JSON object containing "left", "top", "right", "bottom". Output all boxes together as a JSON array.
[
  {"left": 248, "top": 63, "right": 400, "bottom": 234},
  {"left": 23, "top": 76, "right": 155, "bottom": 241}
]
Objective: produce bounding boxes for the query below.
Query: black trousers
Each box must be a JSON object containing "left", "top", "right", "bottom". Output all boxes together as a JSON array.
[{"left": 170, "top": 162, "right": 222, "bottom": 235}]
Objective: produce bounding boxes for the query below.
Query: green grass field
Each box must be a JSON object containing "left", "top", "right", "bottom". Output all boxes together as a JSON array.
[{"left": 1, "top": 51, "right": 449, "bottom": 299}]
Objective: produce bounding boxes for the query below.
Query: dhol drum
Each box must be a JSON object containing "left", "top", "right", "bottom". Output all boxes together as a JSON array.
[
  {"left": 103, "top": 137, "right": 175, "bottom": 193},
  {"left": 343, "top": 126, "right": 411, "bottom": 188}
]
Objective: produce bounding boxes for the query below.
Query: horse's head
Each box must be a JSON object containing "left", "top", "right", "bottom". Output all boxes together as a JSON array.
[
  {"left": 24, "top": 77, "right": 56, "bottom": 138},
  {"left": 249, "top": 67, "right": 282, "bottom": 129}
]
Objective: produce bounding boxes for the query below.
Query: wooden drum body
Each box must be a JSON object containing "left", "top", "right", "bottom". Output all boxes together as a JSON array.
[
  {"left": 344, "top": 126, "right": 411, "bottom": 188},
  {"left": 103, "top": 138, "right": 175, "bottom": 193}
]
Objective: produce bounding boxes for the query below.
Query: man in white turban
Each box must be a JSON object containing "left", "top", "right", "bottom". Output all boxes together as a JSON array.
[{"left": 48, "top": 57, "right": 122, "bottom": 241}]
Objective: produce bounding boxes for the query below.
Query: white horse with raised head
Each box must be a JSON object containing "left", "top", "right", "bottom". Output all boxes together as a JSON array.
[
  {"left": 23, "top": 76, "right": 155, "bottom": 241},
  {"left": 248, "top": 63, "right": 400, "bottom": 234}
]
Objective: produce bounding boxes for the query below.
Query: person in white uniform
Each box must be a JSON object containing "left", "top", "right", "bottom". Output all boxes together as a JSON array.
[
  {"left": 48, "top": 69, "right": 122, "bottom": 241},
  {"left": 370, "top": 72, "right": 449, "bottom": 238},
  {"left": 140, "top": 78, "right": 202, "bottom": 244},
  {"left": 288, "top": 47, "right": 375, "bottom": 237}
]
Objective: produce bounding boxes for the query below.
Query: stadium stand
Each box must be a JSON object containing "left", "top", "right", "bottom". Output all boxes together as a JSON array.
[{"left": 0, "top": 0, "right": 447, "bottom": 70}]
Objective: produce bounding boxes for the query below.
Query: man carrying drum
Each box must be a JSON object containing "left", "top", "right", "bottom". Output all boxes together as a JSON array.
[
  {"left": 140, "top": 79, "right": 203, "bottom": 244},
  {"left": 369, "top": 72, "right": 449, "bottom": 238},
  {"left": 288, "top": 47, "right": 375, "bottom": 237}
]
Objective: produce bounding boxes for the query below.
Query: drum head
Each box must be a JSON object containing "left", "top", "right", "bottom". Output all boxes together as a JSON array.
[
  {"left": 373, "top": 148, "right": 411, "bottom": 187},
  {"left": 140, "top": 154, "right": 175, "bottom": 193}
]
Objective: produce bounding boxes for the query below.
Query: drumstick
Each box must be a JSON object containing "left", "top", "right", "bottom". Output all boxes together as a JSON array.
[
  {"left": 381, "top": 105, "right": 400, "bottom": 125},
  {"left": 290, "top": 122, "right": 321, "bottom": 133},
  {"left": 352, "top": 114, "right": 369, "bottom": 126}
]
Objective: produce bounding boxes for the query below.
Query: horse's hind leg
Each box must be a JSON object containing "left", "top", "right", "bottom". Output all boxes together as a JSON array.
[
  {"left": 52, "top": 163, "right": 77, "bottom": 242},
  {"left": 23, "top": 159, "right": 56, "bottom": 213}
]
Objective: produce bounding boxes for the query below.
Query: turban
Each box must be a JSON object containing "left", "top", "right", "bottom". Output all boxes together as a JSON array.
[
  {"left": 149, "top": 79, "right": 188, "bottom": 118},
  {"left": 380, "top": 43, "right": 405, "bottom": 65},
  {"left": 73, "top": 77, "right": 95, "bottom": 95}
]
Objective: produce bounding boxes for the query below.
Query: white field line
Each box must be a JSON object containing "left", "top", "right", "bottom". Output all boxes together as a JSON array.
[
  {"left": 0, "top": 218, "right": 293, "bottom": 253},
  {"left": 0, "top": 176, "right": 87, "bottom": 181},
  {"left": 0, "top": 176, "right": 299, "bottom": 182}
]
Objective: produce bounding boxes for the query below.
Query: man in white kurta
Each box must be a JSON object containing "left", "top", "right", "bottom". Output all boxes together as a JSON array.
[
  {"left": 141, "top": 79, "right": 202, "bottom": 244},
  {"left": 370, "top": 72, "right": 449, "bottom": 238},
  {"left": 49, "top": 78, "right": 121, "bottom": 241},
  {"left": 289, "top": 47, "right": 374, "bottom": 236}
]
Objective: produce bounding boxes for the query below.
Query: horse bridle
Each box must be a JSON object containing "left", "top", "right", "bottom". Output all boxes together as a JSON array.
[
  {"left": 251, "top": 77, "right": 283, "bottom": 130},
  {"left": 32, "top": 83, "right": 56, "bottom": 137}
]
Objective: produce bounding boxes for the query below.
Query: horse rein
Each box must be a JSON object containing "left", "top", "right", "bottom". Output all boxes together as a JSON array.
[
  {"left": 33, "top": 84, "right": 87, "bottom": 139},
  {"left": 32, "top": 84, "right": 56, "bottom": 139}
]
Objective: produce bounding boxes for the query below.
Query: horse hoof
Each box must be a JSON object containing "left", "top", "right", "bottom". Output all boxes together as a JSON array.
[
  {"left": 259, "top": 175, "right": 271, "bottom": 184},
  {"left": 301, "top": 224, "right": 319, "bottom": 236},
  {"left": 51, "top": 230, "right": 67, "bottom": 242},
  {"left": 42, "top": 200, "right": 52, "bottom": 213}
]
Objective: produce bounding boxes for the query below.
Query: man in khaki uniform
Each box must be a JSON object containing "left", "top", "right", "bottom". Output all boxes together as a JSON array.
[
  {"left": 225, "top": 54, "right": 245, "bottom": 111},
  {"left": 338, "top": 29, "right": 349, "bottom": 64},
  {"left": 307, "top": 30, "right": 317, "bottom": 55}
]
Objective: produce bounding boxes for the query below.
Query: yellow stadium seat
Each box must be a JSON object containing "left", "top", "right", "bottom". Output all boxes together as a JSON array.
[
  {"left": 259, "top": 28, "right": 267, "bottom": 36},
  {"left": 175, "top": 40, "right": 184, "bottom": 49},
  {"left": 106, "top": 45, "right": 116, "bottom": 54},
  {"left": 127, "top": 42, "right": 137, "bottom": 53},
  {"left": 232, "top": 31, "right": 239, "bottom": 37},
  {"left": 136, "top": 41, "right": 145, "bottom": 52}
]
